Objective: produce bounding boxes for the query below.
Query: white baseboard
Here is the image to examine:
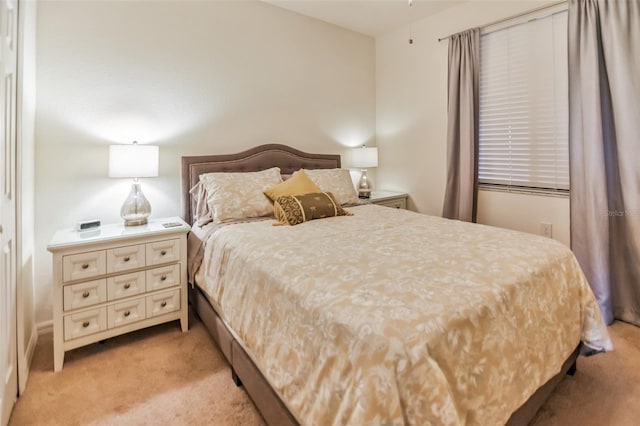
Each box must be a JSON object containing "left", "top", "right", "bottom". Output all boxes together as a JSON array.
[
  {"left": 25, "top": 325, "right": 38, "bottom": 363},
  {"left": 36, "top": 320, "right": 53, "bottom": 336},
  {"left": 18, "top": 325, "right": 38, "bottom": 394}
]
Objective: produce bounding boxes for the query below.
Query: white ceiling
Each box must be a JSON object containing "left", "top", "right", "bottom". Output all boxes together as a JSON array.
[{"left": 263, "top": 0, "right": 465, "bottom": 37}]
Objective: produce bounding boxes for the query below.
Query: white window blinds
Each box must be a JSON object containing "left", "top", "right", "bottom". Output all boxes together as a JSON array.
[{"left": 478, "top": 11, "right": 569, "bottom": 192}]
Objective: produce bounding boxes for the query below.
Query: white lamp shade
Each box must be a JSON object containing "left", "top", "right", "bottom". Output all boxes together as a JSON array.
[
  {"left": 109, "top": 144, "right": 159, "bottom": 178},
  {"left": 352, "top": 146, "right": 378, "bottom": 168}
]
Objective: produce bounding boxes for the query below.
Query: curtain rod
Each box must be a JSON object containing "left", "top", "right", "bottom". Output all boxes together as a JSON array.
[{"left": 437, "top": 0, "right": 567, "bottom": 42}]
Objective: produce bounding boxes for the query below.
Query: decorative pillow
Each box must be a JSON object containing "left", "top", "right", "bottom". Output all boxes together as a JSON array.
[
  {"left": 200, "top": 167, "right": 282, "bottom": 223},
  {"left": 264, "top": 170, "right": 322, "bottom": 202},
  {"left": 303, "top": 168, "right": 359, "bottom": 205},
  {"left": 274, "top": 192, "right": 352, "bottom": 226},
  {"left": 189, "top": 181, "right": 213, "bottom": 227}
]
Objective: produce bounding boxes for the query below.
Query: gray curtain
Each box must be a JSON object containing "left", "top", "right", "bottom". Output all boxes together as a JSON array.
[
  {"left": 568, "top": 0, "right": 640, "bottom": 325},
  {"left": 442, "top": 28, "right": 480, "bottom": 222}
]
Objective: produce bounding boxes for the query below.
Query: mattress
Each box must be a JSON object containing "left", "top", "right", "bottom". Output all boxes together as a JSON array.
[{"left": 194, "top": 204, "right": 611, "bottom": 425}]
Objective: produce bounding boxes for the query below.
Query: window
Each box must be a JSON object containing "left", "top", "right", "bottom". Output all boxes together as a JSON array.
[{"left": 478, "top": 11, "right": 569, "bottom": 193}]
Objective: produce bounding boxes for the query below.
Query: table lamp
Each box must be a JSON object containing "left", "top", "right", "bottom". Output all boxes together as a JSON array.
[{"left": 352, "top": 145, "right": 378, "bottom": 199}]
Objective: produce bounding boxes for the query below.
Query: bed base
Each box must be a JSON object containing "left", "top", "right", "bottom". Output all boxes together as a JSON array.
[{"left": 190, "top": 285, "right": 578, "bottom": 426}]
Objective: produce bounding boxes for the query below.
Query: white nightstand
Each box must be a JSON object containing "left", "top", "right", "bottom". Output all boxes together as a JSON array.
[
  {"left": 47, "top": 216, "right": 190, "bottom": 371},
  {"left": 366, "top": 190, "right": 408, "bottom": 209}
]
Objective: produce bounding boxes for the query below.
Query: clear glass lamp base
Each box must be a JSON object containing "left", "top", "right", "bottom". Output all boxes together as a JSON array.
[
  {"left": 121, "top": 181, "right": 151, "bottom": 226},
  {"left": 358, "top": 169, "right": 372, "bottom": 199}
]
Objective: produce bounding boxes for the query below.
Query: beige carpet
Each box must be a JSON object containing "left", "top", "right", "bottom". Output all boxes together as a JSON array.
[
  {"left": 9, "top": 312, "right": 639, "bottom": 426},
  {"left": 9, "top": 311, "right": 265, "bottom": 426},
  {"left": 530, "top": 320, "right": 640, "bottom": 426}
]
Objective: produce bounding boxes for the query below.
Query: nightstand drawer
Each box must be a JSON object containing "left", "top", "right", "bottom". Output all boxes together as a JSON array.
[
  {"left": 63, "top": 250, "right": 106, "bottom": 282},
  {"left": 146, "top": 289, "right": 180, "bottom": 318},
  {"left": 63, "top": 279, "right": 107, "bottom": 311},
  {"left": 146, "top": 264, "right": 180, "bottom": 292},
  {"left": 106, "top": 244, "right": 146, "bottom": 274},
  {"left": 376, "top": 199, "right": 406, "bottom": 209},
  {"left": 146, "top": 239, "right": 180, "bottom": 266},
  {"left": 64, "top": 308, "right": 107, "bottom": 341},
  {"left": 108, "top": 297, "right": 146, "bottom": 328},
  {"left": 107, "top": 271, "right": 145, "bottom": 301}
]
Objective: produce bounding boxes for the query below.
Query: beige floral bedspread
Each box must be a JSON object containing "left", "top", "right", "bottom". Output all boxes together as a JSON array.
[{"left": 195, "top": 204, "right": 612, "bottom": 426}]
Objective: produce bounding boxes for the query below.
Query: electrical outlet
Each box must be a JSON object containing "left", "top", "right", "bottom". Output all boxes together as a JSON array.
[{"left": 540, "top": 222, "right": 553, "bottom": 238}]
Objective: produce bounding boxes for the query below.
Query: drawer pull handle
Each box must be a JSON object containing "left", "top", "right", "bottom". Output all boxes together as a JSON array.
[
  {"left": 160, "top": 301, "right": 167, "bottom": 308},
  {"left": 124, "top": 283, "right": 131, "bottom": 290},
  {"left": 160, "top": 250, "right": 167, "bottom": 256},
  {"left": 124, "top": 256, "right": 130, "bottom": 262},
  {"left": 81, "top": 263, "right": 89, "bottom": 270},
  {"left": 160, "top": 275, "right": 167, "bottom": 281},
  {"left": 82, "top": 291, "right": 90, "bottom": 298},
  {"left": 82, "top": 321, "right": 90, "bottom": 328},
  {"left": 124, "top": 310, "right": 131, "bottom": 317}
]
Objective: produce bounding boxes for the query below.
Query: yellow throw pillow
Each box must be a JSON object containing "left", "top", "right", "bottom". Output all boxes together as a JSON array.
[
  {"left": 264, "top": 170, "right": 322, "bottom": 202},
  {"left": 274, "top": 192, "right": 352, "bottom": 226}
]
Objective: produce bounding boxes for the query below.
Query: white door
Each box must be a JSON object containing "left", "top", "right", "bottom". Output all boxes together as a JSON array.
[{"left": 0, "top": 0, "right": 18, "bottom": 424}]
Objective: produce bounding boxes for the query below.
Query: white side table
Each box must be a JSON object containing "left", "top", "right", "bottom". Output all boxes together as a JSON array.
[
  {"left": 47, "top": 216, "right": 190, "bottom": 371},
  {"left": 366, "top": 190, "right": 408, "bottom": 209}
]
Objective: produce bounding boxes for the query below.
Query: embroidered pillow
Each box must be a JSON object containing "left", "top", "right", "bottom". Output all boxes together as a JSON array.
[
  {"left": 200, "top": 167, "right": 282, "bottom": 223},
  {"left": 274, "top": 192, "right": 352, "bottom": 226},
  {"left": 264, "top": 170, "right": 322, "bottom": 202},
  {"left": 303, "top": 168, "right": 359, "bottom": 205}
]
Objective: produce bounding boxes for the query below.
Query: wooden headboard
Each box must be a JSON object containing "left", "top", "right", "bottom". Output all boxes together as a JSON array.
[{"left": 181, "top": 144, "right": 341, "bottom": 225}]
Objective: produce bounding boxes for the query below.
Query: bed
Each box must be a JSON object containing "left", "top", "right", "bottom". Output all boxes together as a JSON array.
[{"left": 182, "top": 144, "right": 611, "bottom": 425}]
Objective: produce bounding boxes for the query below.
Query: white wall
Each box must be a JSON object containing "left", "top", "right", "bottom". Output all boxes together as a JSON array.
[
  {"left": 34, "top": 1, "right": 375, "bottom": 325},
  {"left": 477, "top": 190, "right": 569, "bottom": 245},
  {"left": 375, "top": 0, "right": 569, "bottom": 245}
]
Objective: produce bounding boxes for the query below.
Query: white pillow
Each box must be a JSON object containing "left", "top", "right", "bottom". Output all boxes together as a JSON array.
[
  {"left": 200, "top": 167, "right": 282, "bottom": 223},
  {"left": 303, "top": 168, "right": 359, "bottom": 205}
]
